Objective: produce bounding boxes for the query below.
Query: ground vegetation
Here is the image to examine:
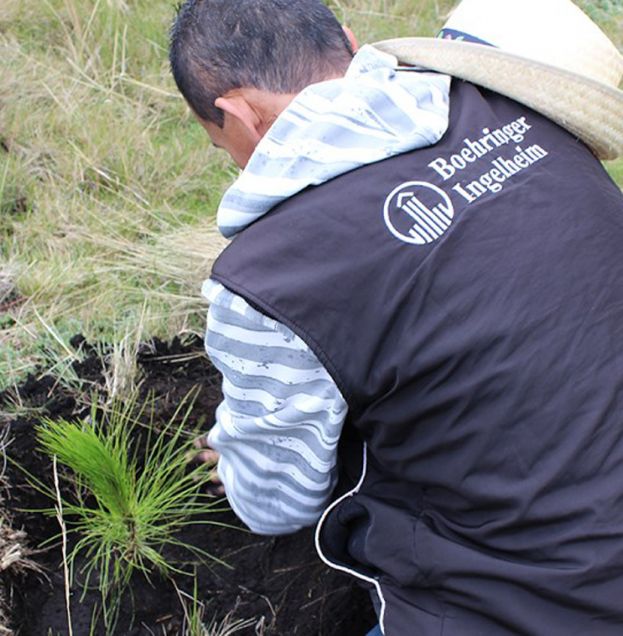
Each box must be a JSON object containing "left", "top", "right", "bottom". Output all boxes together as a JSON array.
[{"left": 0, "top": 1, "right": 621, "bottom": 633}]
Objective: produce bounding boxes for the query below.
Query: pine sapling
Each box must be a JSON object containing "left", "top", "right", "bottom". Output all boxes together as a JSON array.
[{"left": 36, "top": 395, "right": 229, "bottom": 625}]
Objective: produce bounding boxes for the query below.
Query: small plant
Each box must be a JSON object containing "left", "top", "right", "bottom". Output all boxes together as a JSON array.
[
  {"left": 36, "top": 394, "right": 227, "bottom": 628},
  {"left": 175, "top": 576, "right": 257, "bottom": 636}
]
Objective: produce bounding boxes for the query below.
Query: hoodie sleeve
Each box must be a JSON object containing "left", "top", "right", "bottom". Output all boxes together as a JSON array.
[{"left": 202, "top": 279, "right": 348, "bottom": 535}]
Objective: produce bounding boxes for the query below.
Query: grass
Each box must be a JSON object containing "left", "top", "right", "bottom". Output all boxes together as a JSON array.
[
  {"left": 1, "top": 0, "right": 622, "bottom": 391},
  {"left": 35, "top": 394, "right": 228, "bottom": 630},
  {"left": 175, "top": 576, "right": 258, "bottom": 636},
  {"left": 0, "top": 0, "right": 230, "bottom": 390}
]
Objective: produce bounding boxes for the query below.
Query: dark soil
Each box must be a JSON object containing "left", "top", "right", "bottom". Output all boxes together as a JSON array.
[{"left": 0, "top": 335, "right": 376, "bottom": 635}]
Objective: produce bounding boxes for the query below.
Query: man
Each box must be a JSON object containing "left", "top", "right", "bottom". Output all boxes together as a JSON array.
[{"left": 170, "top": 0, "right": 623, "bottom": 633}]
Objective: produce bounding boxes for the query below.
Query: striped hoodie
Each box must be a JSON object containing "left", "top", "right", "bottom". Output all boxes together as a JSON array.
[{"left": 203, "top": 45, "right": 450, "bottom": 534}]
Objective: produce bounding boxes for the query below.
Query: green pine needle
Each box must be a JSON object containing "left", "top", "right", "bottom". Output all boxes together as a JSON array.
[{"left": 36, "top": 395, "right": 228, "bottom": 604}]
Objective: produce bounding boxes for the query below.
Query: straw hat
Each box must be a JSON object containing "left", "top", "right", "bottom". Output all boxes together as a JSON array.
[{"left": 373, "top": 0, "right": 623, "bottom": 160}]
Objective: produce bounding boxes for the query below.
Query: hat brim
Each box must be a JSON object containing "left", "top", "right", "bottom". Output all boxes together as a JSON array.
[{"left": 373, "top": 37, "right": 623, "bottom": 161}]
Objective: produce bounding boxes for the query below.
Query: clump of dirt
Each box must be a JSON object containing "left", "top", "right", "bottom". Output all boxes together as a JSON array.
[{"left": 0, "top": 335, "right": 376, "bottom": 635}]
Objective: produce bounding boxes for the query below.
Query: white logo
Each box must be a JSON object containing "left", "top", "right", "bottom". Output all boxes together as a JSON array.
[{"left": 383, "top": 181, "right": 454, "bottom": 245}]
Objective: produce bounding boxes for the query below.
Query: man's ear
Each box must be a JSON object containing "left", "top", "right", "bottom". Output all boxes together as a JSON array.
[
  {"left": 214, "top": 93, "right": 262, "bottom": 143},
  {"left": 343, "top": 25, "right": 358, "bottom": 53}
]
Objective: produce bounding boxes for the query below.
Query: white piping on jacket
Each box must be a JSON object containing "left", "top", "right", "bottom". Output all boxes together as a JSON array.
[{"left": 314, "top": 443, "right": 387, "bottom": 634}]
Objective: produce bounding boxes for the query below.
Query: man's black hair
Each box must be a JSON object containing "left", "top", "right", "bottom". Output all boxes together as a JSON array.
[{"left": 169, "top": 0, "right": 354, "bottom": 127}]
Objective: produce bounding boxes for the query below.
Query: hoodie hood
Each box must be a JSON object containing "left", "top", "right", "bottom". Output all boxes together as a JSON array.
[{"left": 217, "top": 45, "right": 451, "bottom": 238}]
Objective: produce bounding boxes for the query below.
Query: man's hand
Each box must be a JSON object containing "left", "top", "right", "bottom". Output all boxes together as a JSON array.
[{"left": 189, "top": 435, "right": 225, "bottom": 496}]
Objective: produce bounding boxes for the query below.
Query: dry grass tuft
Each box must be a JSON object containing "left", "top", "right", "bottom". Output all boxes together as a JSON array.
[
  {"left": 0, "top": 513, "right": 38, "bottom": 635},
  {"left": 0, "top": 428, "right": 39, "bottom": 636},
  {"left": 0, "top": 270, "right": 16, "bottom": 306},
  {"left": 0, "top": 0, "right": 232, "bottom": 389}
]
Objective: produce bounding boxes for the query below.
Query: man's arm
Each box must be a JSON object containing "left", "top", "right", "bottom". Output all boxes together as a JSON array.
[{"left": 202, "top": 279, "right": 348, "bottom": 535}]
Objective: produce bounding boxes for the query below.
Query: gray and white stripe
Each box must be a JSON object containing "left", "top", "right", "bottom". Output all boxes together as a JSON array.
[{"left": 203, "top": 280, "right": 347, "bottom": 535}]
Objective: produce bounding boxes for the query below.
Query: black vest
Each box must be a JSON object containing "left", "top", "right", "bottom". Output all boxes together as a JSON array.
[{"left": 212, "top": 80, "right": 623, "bottom": 635}]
